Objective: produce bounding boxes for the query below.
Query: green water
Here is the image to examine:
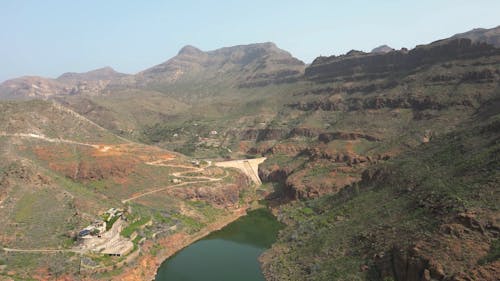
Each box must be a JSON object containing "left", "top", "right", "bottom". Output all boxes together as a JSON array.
[{"left": 155, "top": 208, "right": 283, "bottom": 281}]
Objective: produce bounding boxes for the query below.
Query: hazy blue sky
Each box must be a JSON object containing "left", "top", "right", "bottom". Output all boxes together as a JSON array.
[{"left": 1, "top": 0, "right": 499, "bottom": 82}]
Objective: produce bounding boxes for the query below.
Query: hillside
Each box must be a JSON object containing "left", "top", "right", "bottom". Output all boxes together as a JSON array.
[
  {"left": 130, "top": 42, "right": 305, "bottom": 89},
  {"left": 0, "top": 100, "right": 259, "bottom": 280},
  {"left": 0, "top": 25, "right": 499, "bottom": 281},
  {"left": 57, "top": 67, "right": 128, "bottom": 83},
  {"left": 452, "top": 25, "right": 500, "bottom": 47},
  {"left": 261, "top": 101, "right": 500, "bottom": 280},
  {"left": 116, "top": 33, "right": 500, "bottom": 201}
]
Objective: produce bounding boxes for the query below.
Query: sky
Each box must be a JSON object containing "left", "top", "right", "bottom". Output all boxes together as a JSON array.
[{"left": 1, "top": 0, "right": 499, "bottom": 82}]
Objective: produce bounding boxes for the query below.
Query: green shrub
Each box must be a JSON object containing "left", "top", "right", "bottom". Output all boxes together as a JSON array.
[
  {"left": 121, "top": 217, "right": 151, "bottom": 238},
  {"left": 106, "top": 215, "right": 120, "bottom": 231}
]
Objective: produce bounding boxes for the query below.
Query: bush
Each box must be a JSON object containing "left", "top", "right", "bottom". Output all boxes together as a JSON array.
[
  {"left": 121, "top": 217, "right": 151, "bottom": 238},
  {"left": 106, "top": 215, "right": 120, "bottom": 231}
]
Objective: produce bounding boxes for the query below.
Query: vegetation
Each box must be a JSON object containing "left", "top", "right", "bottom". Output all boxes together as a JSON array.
[
  {"left": 106, "top": 215, "right": 120, "bottom": 231},
  {"left": 263, "top": 112, "right": 500, "bottom": 280},
  {"left": 121, "top": 217, "right": 151, "bottom": 238},
  {"left": 0, "top": 27, "right": 499, "bottom": 280},
  {"left": 480, "top": 239, "right": 500, "bottom": 265}
]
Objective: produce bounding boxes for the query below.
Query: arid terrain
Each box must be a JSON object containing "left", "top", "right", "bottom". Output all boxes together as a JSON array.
[{"left": 0, "top": 25, "right": 499, "bottom": 281}]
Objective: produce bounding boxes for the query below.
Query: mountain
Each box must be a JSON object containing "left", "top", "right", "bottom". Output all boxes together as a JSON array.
[
  {"left": 0, "top": 25, "right": 499, "bottom": 281},
  {"left": 116, "top": 42, "right": 305, "bottom": 90},
  {"left": 452, "top": 25, "right": 500, "bottom": 47},
  {"left": 0, "top": 67, "right": 128, "bottom": 99},
  {"left": 0, "top": 76, "right": 68, "bottom": 99},
  {"left": 306, "top": 37, "right": 500, "bottom": 82},
  {"left": 0, "top": 43, "right": 304, "bottom": 101},
  {"left": 57, "top": 66, "right": 127, "bottom": 83},
  {"left": 371, "top": 44, "right": 394, "bottom": 54}
]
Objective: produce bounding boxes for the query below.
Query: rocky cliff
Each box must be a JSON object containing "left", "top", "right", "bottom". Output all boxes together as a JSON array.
[
  {"left": 452, "top": 25, "right": 500, "bottom": 47},
  {"left": 305, "top": 38, "right": 500, "bottom": 82}
]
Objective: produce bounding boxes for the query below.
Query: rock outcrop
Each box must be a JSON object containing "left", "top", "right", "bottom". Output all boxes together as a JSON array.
[
  {"left": 452, "top": 25, "right": 500, "bottom": 47},
  {"left": 165, "top": 174, "right": 249, "bottom": 208},
  {"left": 318, "top": 132, "right": 380, "bottom": 142},
  {"left": 305, "top": 38, "right": 500, "bottom": 82}
]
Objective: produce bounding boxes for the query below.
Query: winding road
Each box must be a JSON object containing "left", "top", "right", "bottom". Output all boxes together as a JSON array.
[
  {"left": 1, "top": 247, "right": 83, "bottom": 254},
  {"left": 0, "top": 131, "right": 264, "bottom": 255},
  {"left": 121, "top": 160, "right": 229, "bottom": 203}
]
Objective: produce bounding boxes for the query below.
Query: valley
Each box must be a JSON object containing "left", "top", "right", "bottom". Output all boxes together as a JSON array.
[{"left": 0, "top": 25, "right": 499, "bottom": 281}]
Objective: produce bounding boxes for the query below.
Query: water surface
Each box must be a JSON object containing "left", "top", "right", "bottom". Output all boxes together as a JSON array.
[{"left": 155, "top": 208, "right": 282, "bottom": 281}]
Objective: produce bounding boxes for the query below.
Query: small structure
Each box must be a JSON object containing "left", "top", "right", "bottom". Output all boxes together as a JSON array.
[
  {"left": 210, "top": 130, "right": 218, "bottom": 135},
  {"left": 92, "top": 220, "right": 107, "bottom": 234},
  {"left": 104, "top": 208, "right": 123, "bottom": 222},
  {"left": 78, "top": 208, "right": 122, "bottom": 240},
  {"left": 78, "top": 220, "right": 107, "bottom": 239}
]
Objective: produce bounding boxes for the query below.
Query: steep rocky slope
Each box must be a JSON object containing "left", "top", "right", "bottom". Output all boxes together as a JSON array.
[
  {"left": 305, "top": 38, "right": 500, "bottom": 82},
  {"left": 251, "top": 35, "right": 500, "bottom": 201},
  {"left": 261, "top": 101, "right": 500, "bottom": 281},
  {"left": 129, "top": 42, "right": 305, "bottom": 89},
  {"left": 452, "top": 25, "right": 500, "bottom": 47}
]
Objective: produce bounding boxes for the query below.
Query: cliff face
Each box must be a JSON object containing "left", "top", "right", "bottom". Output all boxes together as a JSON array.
[
  {"left": 261, "top": 114, "right": 500, "bottom": 281},
  {"left": 254, "top": 34, "right": 500, "bottom": 281},
  {"left": 452, "top": 25, "right": 500, "bottom": 47},
  {"left": 305, "top": 38, "right": 500, "bottom": 82}
]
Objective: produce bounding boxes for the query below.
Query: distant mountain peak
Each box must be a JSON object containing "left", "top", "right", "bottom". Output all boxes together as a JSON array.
[
  {"left": 57, "top": 67, "right": 127, "bottom": 82},
  {"left": 138, "top": 42, "right": 305, "bottom": 87},
  {"left": 94, "top": 66, "right": 116, "bottom": 72},
  {"left": 178, "top": 45, "right": 204, "bottom": 55},
  {"left": 371, "top": 45, "right": 395, "bottom": 54}
]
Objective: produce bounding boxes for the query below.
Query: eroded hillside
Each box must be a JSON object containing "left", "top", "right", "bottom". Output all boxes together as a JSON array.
[
  {"left": 0, "top": 25, "right": 499, "bottom": 281},
  {"left": 0, "top": 100, "right": 260, "bottom": 280}
]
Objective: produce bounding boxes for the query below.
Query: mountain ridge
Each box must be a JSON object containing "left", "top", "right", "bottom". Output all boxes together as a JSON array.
[
  {"left": 452, "top": 25, "right": 500, "bottom": 47},
  {"left": 0, "top": 24, "right": 499, "bottom": 281},
  {"left": 135, "top": 41, "right": 305, "bottom": 87},
  {"left": 2, "top": 26, "right": 500, "bottom": 100},
  {"left": 57, "top": 66, "right": 128, "bottom": 82}
]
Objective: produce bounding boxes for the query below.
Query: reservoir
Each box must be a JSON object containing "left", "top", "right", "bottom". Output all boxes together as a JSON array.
[{"left": 155, "top": 208, "right": 283, "bottom": 281}]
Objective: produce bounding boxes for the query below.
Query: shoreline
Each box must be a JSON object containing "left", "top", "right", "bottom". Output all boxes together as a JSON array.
[{"left": 113, "top": 207, "right": 248, "bottom": 281}]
